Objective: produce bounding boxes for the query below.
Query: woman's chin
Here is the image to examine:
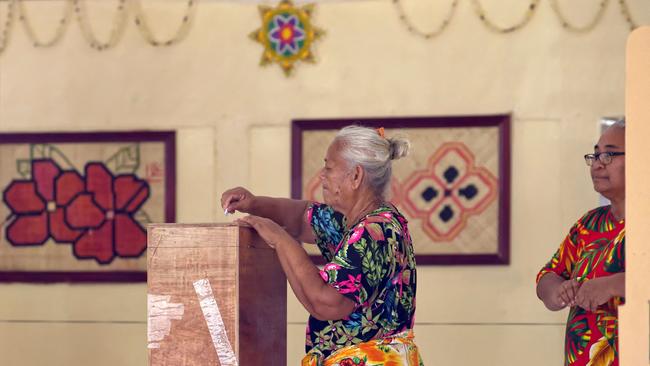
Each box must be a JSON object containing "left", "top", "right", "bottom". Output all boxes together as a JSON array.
[
  {"left": 593, "top": 184, "right": 613, "bottom": 199},
  {"left": 321, "top": 191, "right": 335, "bottom": 206}
]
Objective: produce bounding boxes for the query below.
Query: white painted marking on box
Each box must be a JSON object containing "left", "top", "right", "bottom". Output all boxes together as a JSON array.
[
  {"left": 193, "top": 278, "right": 238, "bottom": 366},
  {"left": 147, "top": 294, "right": 184, "bottom": 349}
]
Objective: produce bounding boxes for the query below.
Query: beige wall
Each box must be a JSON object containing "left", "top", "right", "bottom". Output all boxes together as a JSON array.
[
  {"left": 619, "top": 26, "right": 650, "bottom": 366},
  {"left": 0, "top": 1, "right": 646, "bottom": 365}
]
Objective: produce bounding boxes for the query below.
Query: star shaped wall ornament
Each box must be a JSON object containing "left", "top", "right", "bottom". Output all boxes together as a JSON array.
[{"left": 249, "top": 0, "right": 324, "bottom": 76}]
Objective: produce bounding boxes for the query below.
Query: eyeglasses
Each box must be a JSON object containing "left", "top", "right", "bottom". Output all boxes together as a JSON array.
[{"left": 584, "top": 152, "right": 625, "bottom": 166}]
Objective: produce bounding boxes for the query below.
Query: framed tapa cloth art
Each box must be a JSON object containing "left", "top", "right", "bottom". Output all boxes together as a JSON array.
[
  {"left": 291, "top": 115, "right": 510, "bottom": 265},
  {"left": 0, "top": 131, "right": 176, "bottom": 282}
]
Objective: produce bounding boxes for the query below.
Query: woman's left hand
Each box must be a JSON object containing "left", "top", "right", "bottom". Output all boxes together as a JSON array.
[
  {"left": 236, "top": 215, "right": 292, "bottom": 249},
  {"left": 574, "top": 277, "right": 613, "bottom": 312}
]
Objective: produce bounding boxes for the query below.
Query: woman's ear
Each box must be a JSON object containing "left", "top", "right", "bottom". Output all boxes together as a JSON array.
[{"left": 350, "top": 165, "right": 364, "bottom": 190}]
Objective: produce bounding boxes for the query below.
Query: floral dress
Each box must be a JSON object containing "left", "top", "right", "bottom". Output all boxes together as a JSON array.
[
  {"left": 304, "top": 202, "right": 420, "bottom": 365},
  {"left": 537, "top": 205, "right": 625, "bottom": 366}
]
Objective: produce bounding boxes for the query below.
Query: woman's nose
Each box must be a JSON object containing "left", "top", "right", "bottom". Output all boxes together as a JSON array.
[{"left": 592, "top": 159, "right": 605, "bottom": 169}]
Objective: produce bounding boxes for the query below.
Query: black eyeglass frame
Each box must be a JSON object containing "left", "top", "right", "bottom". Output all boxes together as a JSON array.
[{"left": 584, "top": 152, "right": 625, "bottom": 166}]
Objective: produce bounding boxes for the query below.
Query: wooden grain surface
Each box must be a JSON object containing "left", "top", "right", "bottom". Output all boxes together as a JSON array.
[
  {"left": 148, "top": 224, "right": 286, "bottom": 366},
  {"left": 238, "top": 228, "right": 287, "bottom": 366}
]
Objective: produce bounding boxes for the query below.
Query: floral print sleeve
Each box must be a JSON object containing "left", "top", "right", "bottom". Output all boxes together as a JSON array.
[
  {"left": 308, "top": 202, "right": 346, "bottom": 262},
  {"left": 536, "top": 220, "right": 580, "bottom": 282},
  {"left": 319, "top": 214, "right": 396, "bottom": 305}
]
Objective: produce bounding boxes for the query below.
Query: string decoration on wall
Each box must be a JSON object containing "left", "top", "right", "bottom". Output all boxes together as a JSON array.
[
  {"left": 392, "top": 0, "right": 459, "bottom": 39},
  {"left": 73, "top": 0, "right": 128, "bottom": 51},
  {"left": 132, "top": 0, "right": 196, "bottom": 47},
  {"left": 619, "top": 0, "right": 642, "bottom": 30},
  {"left": 0, "top": 0, "right": 646, "bottom": 55},
  {"left": 0, "top": 0, "right": 198, "bottom": 55},
  {"left": 0, "top": 0, "right": 15, "bottom": 54},
  {"left": 249, "top": 0, "right": 324, "bottom": 76},
  {"left": 395, "top": 0, "right": 648, "bottom": 38},
  {"left": 550, "top": 0, "right": 610, "bottom": 33},
  {"left": 18, "top": 0, "right": 72, "bottom": 47},
  {"left": 470, "top": 0, "right": 540, "bottom": 33}
]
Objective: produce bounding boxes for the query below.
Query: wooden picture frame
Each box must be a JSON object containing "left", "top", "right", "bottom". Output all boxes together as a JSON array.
[
  {"left": 0, "top": 131, "right": 176, "bottom": 282},
  {"left": 291, "top": 115, "right": 510, "bottom": 265}
]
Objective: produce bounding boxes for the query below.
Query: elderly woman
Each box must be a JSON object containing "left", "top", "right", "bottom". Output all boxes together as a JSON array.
[
  {"left": 536, "top": 119, "right": 626, "bottom": 366},
  {"left": 221, "top": 126, "right": 422, "bottom": 366}
]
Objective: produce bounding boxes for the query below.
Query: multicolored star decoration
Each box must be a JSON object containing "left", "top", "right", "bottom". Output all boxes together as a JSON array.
[{"left": 249, "top": 0, "right": 324, "bottom": 76}]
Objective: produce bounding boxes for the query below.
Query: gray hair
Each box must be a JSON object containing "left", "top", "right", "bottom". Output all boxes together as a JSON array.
[
  {"left": 612, "top": 117, "right": 625, "bottom": 129},
  {"left": 333, "top": 125, "right": 410, "bottom": 198}
]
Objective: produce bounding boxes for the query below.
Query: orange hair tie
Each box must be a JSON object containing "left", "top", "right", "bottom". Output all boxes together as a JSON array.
[{"left": 376, "top": 127, "right": 386, "bottom": 138}]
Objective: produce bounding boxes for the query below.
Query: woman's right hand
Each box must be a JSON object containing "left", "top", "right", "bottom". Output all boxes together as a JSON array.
[
  {"left": 221, "top": 187, "right": 256, "bottom": 214},
  {"left": 554, "top": 278, "right": 580, "bottom": 308}
]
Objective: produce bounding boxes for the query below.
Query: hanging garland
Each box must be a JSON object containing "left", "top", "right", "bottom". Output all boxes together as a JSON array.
[
  {"left": 18, "top": 0, "right": 73, "bottom": 47},
  {"left": 392, "top": 0, "right": 459, "bottom": 39},
  {"left": 132, "top": 0, "right": 197, "bottom": 47},
  {"left": 0, "top": 0, "right": 16, "bottom": 54},
  {"left": 0, "top": 0, "right": 646, "bottom": 55},
  {"left": 73, "top": 0, "right": 128, "bottom": 50},
  {"left": 619, "top": 0, "right": 640, "bottom": 30},
  {"left": 395, "top": 0, "right": 647, "bottom": 39},
  {"left": 470, "top": 0, "right": 540, "bottom": 33},
  {"left": 550, "top": 0, "right": 610, "bottom": 33},
  {"left": 0, "top": 0, "right": 198, "bottom": 55}
]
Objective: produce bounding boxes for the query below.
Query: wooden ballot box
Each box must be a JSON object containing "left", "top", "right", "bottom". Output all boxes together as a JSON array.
[{"left": 147, "top": 224, "right": 286, "bottom": 366}]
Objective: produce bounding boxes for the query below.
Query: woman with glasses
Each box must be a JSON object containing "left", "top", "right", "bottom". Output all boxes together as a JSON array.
[{"left": 536, "top": 119, "right": 626, "bottom": 366}]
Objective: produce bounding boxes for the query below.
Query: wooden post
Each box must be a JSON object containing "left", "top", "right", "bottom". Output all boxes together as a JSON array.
[
  {"left": 620, "top": 26, "right": 650, "bottom": 366},
  {"left": 147, "top": 224, "right": 287, "bottom": 365}
]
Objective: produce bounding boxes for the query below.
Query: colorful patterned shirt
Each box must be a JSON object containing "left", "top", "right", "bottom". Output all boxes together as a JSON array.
[
  {"left": 306, "top": 202, "right": 418, "bottom": 359},
  {"left": 537, "top": 205, "right": 625, "bottom": 366}
]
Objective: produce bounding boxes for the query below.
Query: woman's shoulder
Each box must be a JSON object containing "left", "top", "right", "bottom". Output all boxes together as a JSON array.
[
  {"left": 361, "top": 204, "right": 407, "bottom": 231},
  {"left": 575, "top": 205, "right": 617, "bottom": 230}
]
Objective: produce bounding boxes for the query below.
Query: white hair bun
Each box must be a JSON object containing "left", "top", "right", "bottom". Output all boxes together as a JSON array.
[{"left": 389, "top": 136, "right": 410, "bottom": 160}]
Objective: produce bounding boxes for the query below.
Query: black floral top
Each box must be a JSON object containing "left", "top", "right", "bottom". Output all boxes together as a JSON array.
[{"left": 305, "top": 202, "right": 417, "bottom": 359}]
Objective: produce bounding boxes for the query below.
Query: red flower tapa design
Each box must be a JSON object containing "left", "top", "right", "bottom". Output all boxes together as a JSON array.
[
  {"left": 66, "top": 163, "right": 149, "bottom": 264},
  {"left": 2, "top": 159, "right": 150, "bottom": 264},
  {"left": 3, "top": 160, "right": 82, "bottom": 246}
]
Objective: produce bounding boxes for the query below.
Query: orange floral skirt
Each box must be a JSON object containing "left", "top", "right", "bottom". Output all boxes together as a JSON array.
[{"left": 301, "top": 331, "right": 423, "bottom": 366}]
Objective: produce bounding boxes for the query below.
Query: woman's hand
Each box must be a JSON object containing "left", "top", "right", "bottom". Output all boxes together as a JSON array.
[
  {"left": 575, "top": 277, "right": 614, "bottom": 312},
  {"left": 554, "top": 278, "right": 580, "bottom": 308},
  {"left": 221, "top": 187, "right": 256, "bottom": 214},
  {"left": 237, "top": 215, "right": 293, "bottom": 249}
]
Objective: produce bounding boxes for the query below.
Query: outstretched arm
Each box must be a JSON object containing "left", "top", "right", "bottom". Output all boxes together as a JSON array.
[{"left": 221, "top": 187, "right": 316, "bottom": 243}]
